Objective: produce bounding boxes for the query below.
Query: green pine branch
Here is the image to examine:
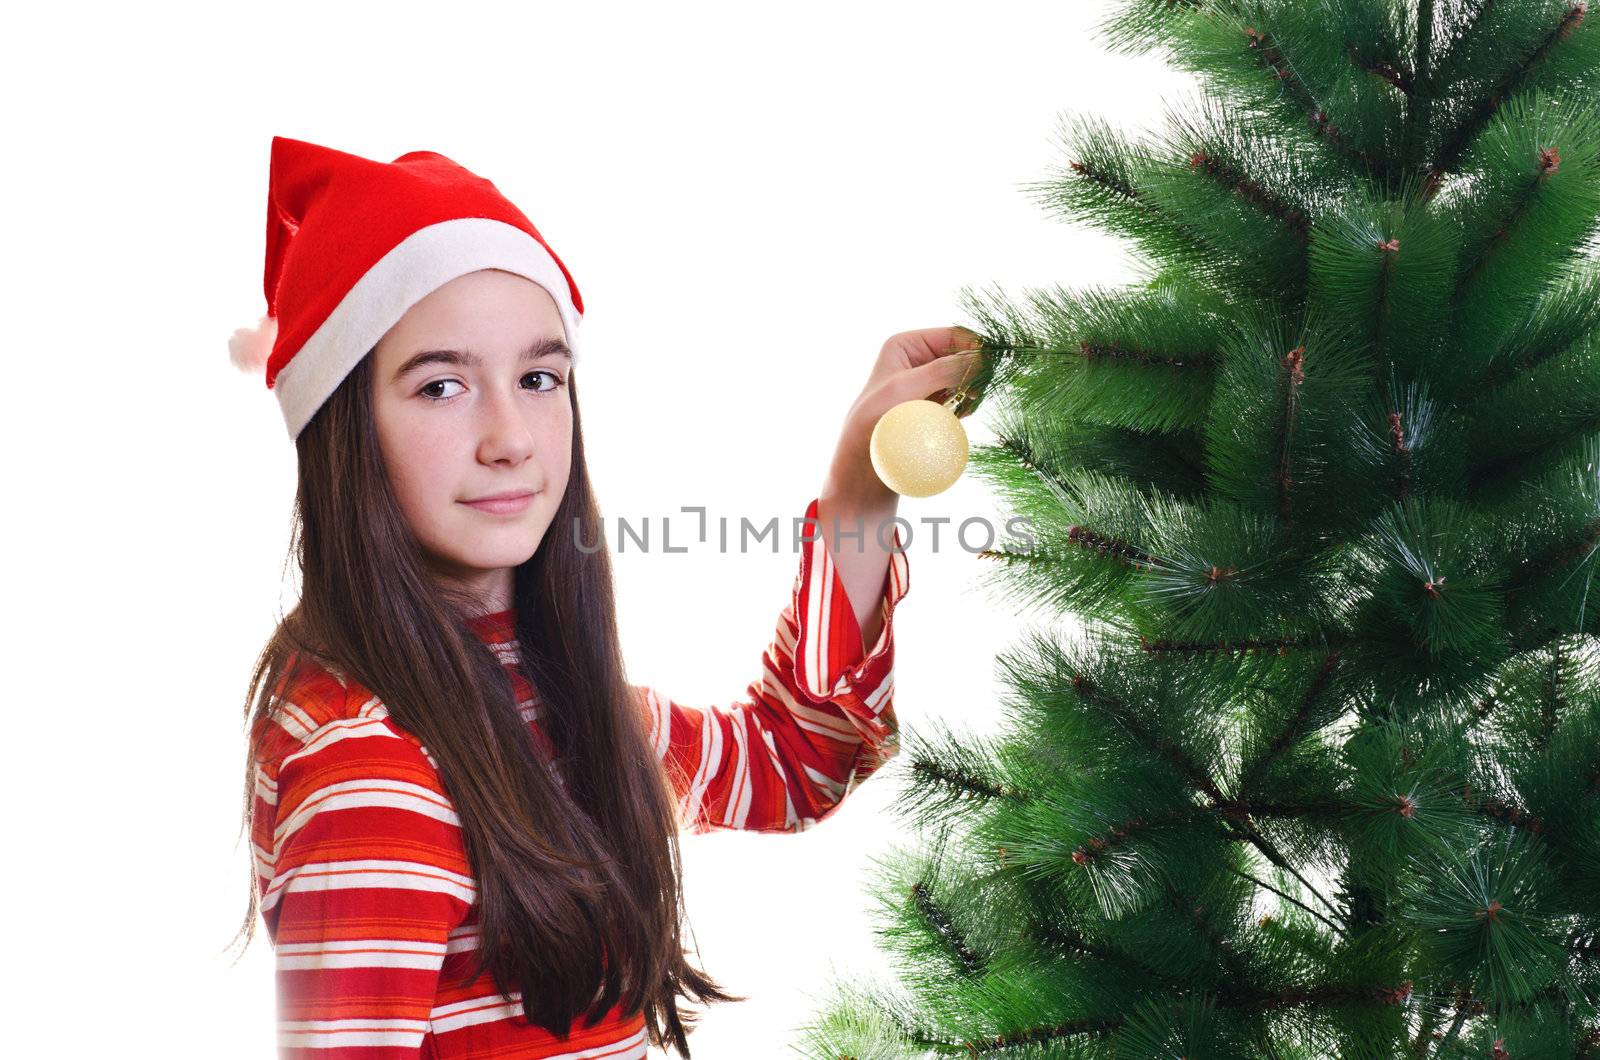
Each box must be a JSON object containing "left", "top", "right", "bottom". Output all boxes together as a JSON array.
[{"left": 798, "top": 1, "right": 1600, "bottom": 1054}]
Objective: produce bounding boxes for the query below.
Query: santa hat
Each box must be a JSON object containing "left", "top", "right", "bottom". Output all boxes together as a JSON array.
[{"left": 229, "top": 135, "right": 585, "bottom": 440}]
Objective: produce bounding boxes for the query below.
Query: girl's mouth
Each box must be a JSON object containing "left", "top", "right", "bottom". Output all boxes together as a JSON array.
[{"left": 460, "top": 493, "right": 535, "bottom": 515}]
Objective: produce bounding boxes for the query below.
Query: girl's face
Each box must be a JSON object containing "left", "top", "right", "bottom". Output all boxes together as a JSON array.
[{"left": 371, "top": 269, "right": 574, "bottom": 612}]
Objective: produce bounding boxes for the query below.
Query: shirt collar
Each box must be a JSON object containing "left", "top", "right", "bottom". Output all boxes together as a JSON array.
[{"left": 465, "top": 606, "right": 518, "bottom": 646}]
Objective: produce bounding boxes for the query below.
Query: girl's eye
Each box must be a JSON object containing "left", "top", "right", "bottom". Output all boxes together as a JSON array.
[
  {"left": 418, "top": 371, "right": 565, "bottom": 403},
  {"left": 419, "top": 379, "right": 465, "bottom": 402},
  {"left": 524, "top": 369, "right": 564, "bottom": 393}
]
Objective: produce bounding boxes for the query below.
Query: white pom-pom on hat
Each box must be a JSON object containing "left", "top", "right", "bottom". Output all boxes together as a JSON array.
[{"left": 229, "top": 313, "right": 278, "bottom": 373}]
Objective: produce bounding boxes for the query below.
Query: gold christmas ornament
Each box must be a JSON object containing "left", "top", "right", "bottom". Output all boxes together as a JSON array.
[{"left": 869, "top": 394, "right": 970, "bottom": 497}]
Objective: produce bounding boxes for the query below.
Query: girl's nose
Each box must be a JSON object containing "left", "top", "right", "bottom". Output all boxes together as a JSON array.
[{"left": 475, "top": 389, "right": 537, "bottom": 467}]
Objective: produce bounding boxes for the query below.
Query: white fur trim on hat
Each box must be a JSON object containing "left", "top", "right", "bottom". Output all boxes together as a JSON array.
[{"left": 270, "top": 216, "right": 582, "bottom": 440}]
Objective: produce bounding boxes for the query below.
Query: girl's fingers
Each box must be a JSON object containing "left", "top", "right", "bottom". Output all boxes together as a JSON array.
[
  {"left": 888, "top": 325, "right": 983, "bottom": 368},
  {"left": 904, "top": 349, "right": 983, "bottom": 404}
]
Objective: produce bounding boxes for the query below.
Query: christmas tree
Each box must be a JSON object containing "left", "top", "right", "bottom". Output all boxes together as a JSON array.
[{"left": 799, "top": 1, "right": 1600, "bottom": 1056}]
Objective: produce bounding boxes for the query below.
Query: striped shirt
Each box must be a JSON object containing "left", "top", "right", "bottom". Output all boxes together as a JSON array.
[{"left": 250, "top": 496, "right": 910, "bottom": 1058}]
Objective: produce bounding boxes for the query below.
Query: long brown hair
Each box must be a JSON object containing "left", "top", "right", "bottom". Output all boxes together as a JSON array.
[{"left": 227, "top": 350, "right": 741, "bottom": 1054}]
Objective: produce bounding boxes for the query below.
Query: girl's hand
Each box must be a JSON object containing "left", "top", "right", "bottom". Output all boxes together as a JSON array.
[
  {"left": 816, "top": 326, "right": 985, "bottom": 648},
  {"left": 824, "top": 326, "right": 986, "bottom": 505}
]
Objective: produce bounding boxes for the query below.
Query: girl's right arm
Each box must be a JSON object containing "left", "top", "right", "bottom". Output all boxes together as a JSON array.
[
  {"left": 632, "top": 494, "right": 911, "bottom": 835},
  {"left": 256, "top": 715, "right": 474, "bottom": 1058}
]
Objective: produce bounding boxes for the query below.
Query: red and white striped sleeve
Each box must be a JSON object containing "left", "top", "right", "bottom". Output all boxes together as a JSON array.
[
  {"left": 254, "top": 714, "right": 475, "bottom": 1058},
  {"left": 637, "top": 495, "right": 911, "bottom": 834}
]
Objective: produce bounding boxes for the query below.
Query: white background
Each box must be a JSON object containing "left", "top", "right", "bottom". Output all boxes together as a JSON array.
[{"left": 5, "top": 1, "right": 1194, "bottom": 1055}]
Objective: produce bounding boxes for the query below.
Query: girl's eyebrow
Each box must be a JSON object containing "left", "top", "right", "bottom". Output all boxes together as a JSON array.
[{"left": 393, "top": 336, "right": 572, "bottom": 382}]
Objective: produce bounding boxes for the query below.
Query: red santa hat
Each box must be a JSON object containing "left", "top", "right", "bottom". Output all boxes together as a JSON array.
[{"left": 229, "top": 135, "right": 585, "bottom": 440}]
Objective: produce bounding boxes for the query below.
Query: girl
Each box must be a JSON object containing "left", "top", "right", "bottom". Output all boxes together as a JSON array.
[{"left": 229, "top": 135, "right": 982, "bottom": 1059}]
